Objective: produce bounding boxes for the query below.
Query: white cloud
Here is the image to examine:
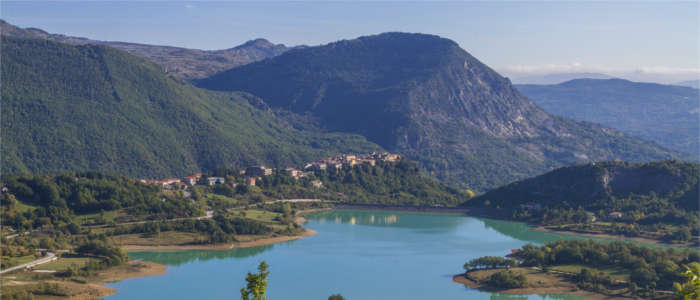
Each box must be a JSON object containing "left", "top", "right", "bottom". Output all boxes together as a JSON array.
[{"left": 184, "top": 4, "right": 194, "bottom": 9}]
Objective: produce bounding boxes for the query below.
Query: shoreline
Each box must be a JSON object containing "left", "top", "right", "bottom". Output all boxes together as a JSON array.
[
  {"left": 1, "top": 260, "right": 168, "bottom": 299},
  {"left": 120, "top": 208, "right": 327, "bottom": 251},
  {"left": 333, "top": 203, "right": 471, "bottom": 214},
  {"left": 120, "top": 228, "right": 317, "bottom": 251},
  {"left": 96, "top": 260, "right": 169, "bottom": 298},
  {"left": 452, "top": 272, "right": 634, "bottom": 300},
  {"left": 534, "top": 226, "right": 698, "bottom": 248}
]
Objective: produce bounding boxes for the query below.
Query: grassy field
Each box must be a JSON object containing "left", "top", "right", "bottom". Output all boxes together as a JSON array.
[
  {"left": 108, "top": 231, "right": 202, "bottom": 246},
  {"left": 1, "top": 254, "right": 39, "bottom": 269},
  {"left": 238, "top": 209, "right": 282, "bottom": 223},
  {"left": 35, "top": 255, "right": 98, "bottom": 271},
  {"left": 550, "top": 264, "right": 630, "bottom": 281},
  {"left": 76, "top": 210, "right": 120, "bottom": 225},
  {"left": 14, "top": 201, "right": 39, "bottom": 213},
  {"left": 205, "top": 193, "right": 238, "bottom": 208}
]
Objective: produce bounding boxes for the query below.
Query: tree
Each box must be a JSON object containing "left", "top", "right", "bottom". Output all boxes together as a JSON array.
[
  {"left": 674, "top": 263, "right": 700, "bottom": 300},
  {"left": 465, "top": 189, "right": 475, "bottom": 199},
  {"left": 241, "top": 261, "right": 270, "bottom": 300},
  {"left": 328, "top": 294, "right": 345, "bottom": 300}
]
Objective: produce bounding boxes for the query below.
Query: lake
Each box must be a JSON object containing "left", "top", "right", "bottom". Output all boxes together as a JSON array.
[{"left": 106, "top": 209, "right": 597, "bottom": 300}]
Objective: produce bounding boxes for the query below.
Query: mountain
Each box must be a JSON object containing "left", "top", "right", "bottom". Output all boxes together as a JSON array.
[
  {"left": 676, "top": 79, "right": 700, "bottom": 89},
  {"left": 469, "top": 160, "right": 698, "bottom": 211},
  {"left": 517, "top": 79, "right": 700, "bottom": 156},
  {"left": 510, "top": 72, "right": 615, "bottom": 84},
  {"left": 466, "top": 160, "right": 699, "bottom": 230},
  {"left": 196, "top": 32, "right": 681, "bottom": 191},
  {"left": 1, "top": 36, "right": 381, "bottom": 178},
  {"left": 0, "top": 19, "right": 290, "bottom": 80}
]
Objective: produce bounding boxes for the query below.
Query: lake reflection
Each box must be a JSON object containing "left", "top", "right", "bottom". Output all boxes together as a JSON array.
[{"left": 109, "top": 210, "right": 591, "bottom": 300}]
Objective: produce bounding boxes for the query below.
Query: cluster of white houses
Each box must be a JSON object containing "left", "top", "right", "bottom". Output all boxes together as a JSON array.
[
  {"left": 302, "top": 152, "right": 401, "bottom": 173},
  {"left": 140, "top": 152, "right": 401, "bottom": 190}
]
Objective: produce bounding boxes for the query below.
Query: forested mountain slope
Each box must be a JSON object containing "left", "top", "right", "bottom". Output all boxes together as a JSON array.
[
  {"left": 1, "top": 36, "right": 381, "bottom": 178},
  {"left": 467, "top": 161, "right": 699, "bottom": 241}
]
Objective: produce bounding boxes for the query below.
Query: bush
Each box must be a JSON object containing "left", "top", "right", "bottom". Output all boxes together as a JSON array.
[{"left": 486, "top": 270, "right": 527, "bottom": 289}]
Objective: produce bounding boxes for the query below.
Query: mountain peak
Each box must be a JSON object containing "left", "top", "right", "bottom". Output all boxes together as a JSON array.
[
  {"left": 235, "top": 38, "right": 277, "bottom": 49},
  {"left": 196, "top": 32, "right": 679, "bottom": 190}
]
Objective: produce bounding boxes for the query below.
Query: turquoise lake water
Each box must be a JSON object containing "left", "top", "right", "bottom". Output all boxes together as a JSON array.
[{"left": 105, "top": 210, "right": 603, "bottom": 300}]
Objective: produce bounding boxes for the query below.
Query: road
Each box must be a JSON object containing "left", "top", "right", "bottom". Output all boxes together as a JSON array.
[{"left": 0, "top": 252, "right": 56, "bottom": 275}]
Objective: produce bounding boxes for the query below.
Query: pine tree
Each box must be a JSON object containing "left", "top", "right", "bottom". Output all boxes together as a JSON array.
[{"left": 241, "top": 261, "right": 270, "bottom": 300}]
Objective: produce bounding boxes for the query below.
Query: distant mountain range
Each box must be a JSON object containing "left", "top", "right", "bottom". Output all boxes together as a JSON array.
[
  {"left": 1, "top": 36, "right": 380, "bottom": 178},
  {"left": 196, "top": 32, "right": 682, "bottom": 191},
  {"left": 511, "top": 72, "right": 615, "bottom": 84},
  {"left": 676, "top": 80, "right": 699, "bottom": 89},
  {"left": 517, "top": 79, "right": 699, "bottom": 157},
  {"left": 0, "top": 19, "right": 293, "bottom": 80}
]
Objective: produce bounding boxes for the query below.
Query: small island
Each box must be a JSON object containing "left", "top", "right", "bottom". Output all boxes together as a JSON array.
[{"left": 454, "top": 239, "right": 700, "bottom": 300}]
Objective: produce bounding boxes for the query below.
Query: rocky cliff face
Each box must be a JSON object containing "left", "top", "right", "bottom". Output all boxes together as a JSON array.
[
  {"left": 196, "top": 32, "right": 680, "bottom": 190},
  {"left": 197, "top": 33, "right": 673, "bottom": 190}
]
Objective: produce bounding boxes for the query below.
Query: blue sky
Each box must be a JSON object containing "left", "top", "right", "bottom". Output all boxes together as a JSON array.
[{"left": 2, "top": 1, "right": 698, "bottom": 82}]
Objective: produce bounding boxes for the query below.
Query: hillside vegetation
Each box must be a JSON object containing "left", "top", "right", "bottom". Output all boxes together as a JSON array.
[
  {"left": 197, "top": 32, "right": 682, "bottom": 191},
  {"left": 208, "top": 159, "right": 468, "bottom": 207},
  {"left": 460, "top": 240, "right": 700, "bottom": 299},
  {"left": 517, "top": 79, "right": 700, "bottom": 156},
  {"left": 1, "top": 36, "right": 381, "bottom": 178},
  {"left": 467, "top": 161, "right": 699, "bottom": 243}
]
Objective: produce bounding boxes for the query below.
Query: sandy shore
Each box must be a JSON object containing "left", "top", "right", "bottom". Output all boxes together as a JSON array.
[
  {"left": 452, "top": 271, "right": 635, "bottom": 300},
  {"left": 1, "top": 260, "right": 167, "bottom": 299}
]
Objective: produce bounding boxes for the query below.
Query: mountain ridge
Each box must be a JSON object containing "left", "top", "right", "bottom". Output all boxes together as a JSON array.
[
  {"left": 196, "top": 32, "right": 682, "bottom": 190},
  {"left": 517, "top": 78, "right": 699, "bottom": 156},
  {"left": 510, "top": 72, "right": 615, "bottom": 84},
  {"left": 0, "top": 19, "right": 291, "bottom": 80}
]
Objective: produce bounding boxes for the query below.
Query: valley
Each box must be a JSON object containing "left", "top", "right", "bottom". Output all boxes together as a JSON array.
[{"left": 0, "top": 13, "right": 697, "bottom": 300}]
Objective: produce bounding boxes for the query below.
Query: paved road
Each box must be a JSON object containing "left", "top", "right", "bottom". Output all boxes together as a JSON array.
[
  {"left": 0, "top": 252, "right": 56, "bottom": 275},
  {"left": 3, "top": 231, "right": 30, "bottom": 240}
]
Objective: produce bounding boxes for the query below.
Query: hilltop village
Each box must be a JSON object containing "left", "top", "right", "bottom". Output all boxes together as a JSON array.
[{"left": 140, "top": 152, "right": 402, "bottom": 190}]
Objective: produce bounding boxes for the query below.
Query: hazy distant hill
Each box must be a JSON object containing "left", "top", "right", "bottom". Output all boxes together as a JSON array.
[
  {"left": 511, "top": 72, "right": 614, "bottom": 84},
  {"left": 676, "top": 80, "right": 699, "bottom": 89},
  {"left": 0, "top": 19, "right": 290, "bottom": 80},
  {"left": 517, "top": 79, "right": 699, "bottom": 156},
  {"left": 197, "top": 32, "right": 681, "bottom": 191},
  {"left": 1, "top": 36, "right": 381, "bottom": 178}
]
